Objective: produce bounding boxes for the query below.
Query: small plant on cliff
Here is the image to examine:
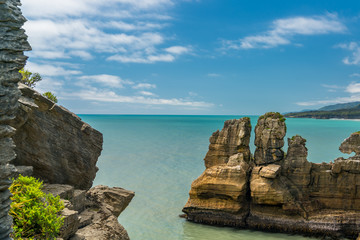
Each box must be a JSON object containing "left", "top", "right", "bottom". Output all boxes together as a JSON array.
[
  {"left": 9, "top": 175, "right": 64, "bottom": 239},
  {"left": 43, "top": 92, "right": 58, "bottom": 103},
  {"left": 19, "top": 68, "right": 42, "bottom": 88}
]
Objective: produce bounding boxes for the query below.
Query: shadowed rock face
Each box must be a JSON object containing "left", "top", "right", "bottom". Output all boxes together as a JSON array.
[
  {"left": 254, "top": 112, "right": 286, "bottom": 165},
  {"left": 10, "top": 84, "right": 103, "bottom": 190},
  {"left": 0, "top": 0, "right": 31, "bottom": 239},
  {"left": 183, "top": 112, "right": 360, "bottom": 239}
]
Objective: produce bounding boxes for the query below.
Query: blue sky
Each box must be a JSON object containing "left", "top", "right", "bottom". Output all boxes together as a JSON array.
[{"left": 21, "top": 0, "right": 360, "bottom": 114}]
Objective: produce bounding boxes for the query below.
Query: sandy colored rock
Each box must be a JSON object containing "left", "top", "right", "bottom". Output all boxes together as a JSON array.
[
  {"left": 204, "top": 118, "right": 251, "bottom": 168},
  {"left": 259, "top": 164, "right": 281, "bottom": 179},
  {"left": 183, "top": 113, "right": 360, "bottom": 239},
  {"left": 339, "top": 132, "right": 360, "bottom": 157}
]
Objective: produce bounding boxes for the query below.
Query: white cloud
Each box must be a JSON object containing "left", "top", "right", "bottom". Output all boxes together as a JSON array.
[
  {"left": 26, "top": 62, "right": 82, "bottom": 76},
  {"left": 138, "top": 91, "right": 157, "bottom": 96},
  {"left": 77, "top": 74, "right": 133, "bottom": 88},
  {"left": 224, "top": 14, "right": 346, "bottom": 50},
  {"left": 165, "top": 46, "right": 191, "bottom": 55},
  {"left": 297, "top": 82, "right": 360, "bottom": 106},
  {"left": 351, "top": 73, "right": 360, "bottom": 78},
  {"left": 21, "top": 0, "right": 189, "bottom": 64},
  {"left": 297, "top": 95, "right": 360, "bottom": 106},
  {"left": 346, "top": 82, "right": 360, "bottom": 93},
  {"left": 132, "top": 83, "right": 157, "bottom": 89},
  {"left": 21, "top": 0, "right": 173, "bottom": 19},
  {"left": 107, "top": 53, "right": 175, "bottom": 63},
  {"left": 322, "top": 84, "right": 345, "bottom": 92},
  {"left": 65, "top": 89, "right": 213, "bottom": 108},
  {"left": 337, "top": 42, "right": 360, "bottom": 65},
  {"left": 207, "top": 73, "right": 221, "bottom": 77}
]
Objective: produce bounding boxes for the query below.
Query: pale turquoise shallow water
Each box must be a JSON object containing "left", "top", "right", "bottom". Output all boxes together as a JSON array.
[{"left": 79, "top": 115, "right": 360, "bottom": 240}]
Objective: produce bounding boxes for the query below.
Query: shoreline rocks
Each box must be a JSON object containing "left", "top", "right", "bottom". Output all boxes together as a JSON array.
[
  {"left": 10, "top": 84, "right": 103, "bottom": 190},
  {"left": 42, "top": 183, "right": 134, "bottom": 240},
  {"left": 183, "top": 112, "right": 360, "bottom": 239}
]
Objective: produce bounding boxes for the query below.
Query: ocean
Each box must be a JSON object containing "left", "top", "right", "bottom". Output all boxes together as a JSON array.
[{"left": 79, "top": 115, "right": 359, "bottom": 240}]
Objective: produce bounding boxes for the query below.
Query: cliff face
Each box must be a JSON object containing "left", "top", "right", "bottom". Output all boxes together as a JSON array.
[
  {"left": 0, "top": 0, "right": 31, "bottom": 238},
  {"left": 183, "top": 112, "right": 360, "bottom": 239},
  {"left": 10, "top": 84, "right": 103, "bottom": 190}
]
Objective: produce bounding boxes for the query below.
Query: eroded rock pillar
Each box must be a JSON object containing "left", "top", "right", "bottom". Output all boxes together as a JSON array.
[{"left": 0, "top": 0, "right": 31, "bottom": 239}]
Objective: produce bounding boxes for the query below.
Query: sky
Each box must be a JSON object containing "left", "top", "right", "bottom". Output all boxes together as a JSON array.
[{"left": 20, "top": 0, "right": 360, "bottom": 115}]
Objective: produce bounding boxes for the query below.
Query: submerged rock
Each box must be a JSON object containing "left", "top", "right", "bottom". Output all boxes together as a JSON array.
[{"left": 183, "top": 112, "right": 360, "bottom": 239}]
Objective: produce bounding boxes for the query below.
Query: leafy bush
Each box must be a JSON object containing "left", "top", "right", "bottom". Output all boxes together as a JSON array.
[
  {"left": 19, "top": 68, "right": 42, "bottom": 88},
  {"left": 43, "top": 92, "right": 58, "bottom": 103},
  {"left": 9, "top": 175, "right": 64, "bottom": 240}
]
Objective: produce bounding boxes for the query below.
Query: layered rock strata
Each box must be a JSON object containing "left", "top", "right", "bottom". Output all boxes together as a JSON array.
[
  {"left": 183, "top": 113, "right": 360, "bottom": 239},
  {"left": 183, "top": 118, "right": 252, "bottom": 226},
  {"left": 10, "top": 84, "right": 103, "bottom": 190},
  {"left": 0, "top": 0, "right": 31, "bottom": 239},
  {"left": 42, "top": 183, "right": 135, "bottom": 240}
]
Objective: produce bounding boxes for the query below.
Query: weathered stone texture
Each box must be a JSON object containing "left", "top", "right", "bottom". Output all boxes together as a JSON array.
[
  {"left": 183, "top": 117, "right": 252, "bottom": 227},
  {"left": 10, "top": 84, "right": 103, "bottom": 190},
  {"left": 183, "top": 112, "right": 360, "bottom": 239},
  {"left": 204, "top": 118, "right": 251, "bottom": 168},
  {"left": 0, "top": 0, "right": 31, "bottom": 239},
  {"left": 44, "top": 184, "right": 134, "bottom": 240}
]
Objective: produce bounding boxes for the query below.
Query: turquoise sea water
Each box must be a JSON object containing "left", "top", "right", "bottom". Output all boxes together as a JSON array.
[{"left": 79, "top": 115, "right": 359, "bottom": 240}]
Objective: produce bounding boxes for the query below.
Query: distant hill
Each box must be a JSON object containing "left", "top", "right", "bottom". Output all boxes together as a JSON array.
[
  {"left": 318, "top": 101, "right": 360, "bottom": 111},
  {"left": 284, "top": 102, "right": 360, "bottom": 119}
]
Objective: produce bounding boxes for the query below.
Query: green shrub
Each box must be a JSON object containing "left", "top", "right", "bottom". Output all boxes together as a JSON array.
[
  {"left": 9, "top": 175, "right": 64, "bottom": 240},
  {"left": 42, "top": 92, "right": 58, "bottom": 103},
  {"left": 19, "top": 68, "right": 42, "bottom": 88}
]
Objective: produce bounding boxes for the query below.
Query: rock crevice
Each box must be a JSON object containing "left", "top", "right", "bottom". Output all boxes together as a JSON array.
[{"left": 183, "top": 112, "right": 360, "bottom": 239}]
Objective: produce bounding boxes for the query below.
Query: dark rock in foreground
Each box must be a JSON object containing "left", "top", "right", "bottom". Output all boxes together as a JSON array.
[
  {"left": 10, "top": 83, "right": 103, "bottom": 190},
  {"left": 42, "top": 183, "right": 134, "bottom": 240},
  {"left": 183, "top": 112, "right": 360, "bottom": 239}
]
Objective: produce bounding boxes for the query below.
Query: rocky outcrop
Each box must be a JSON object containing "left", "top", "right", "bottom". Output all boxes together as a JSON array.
[
  {"left": 10, "top": 84, "right": 103, "bottom": 190},
  {"left": 42, "top": 184, "right": 134, "bottom": 240},
  {"left": 254, "top": 112, "right": 286, "bottom": 165},
  {"left": 0, "top": 0, "right": 31, "bottom": 239},
  {"left": 183, "top": 112, "right": 360, "bottom": 239},
  {"left": 183, "top": 118, "right": 252, "bottom": 226}
]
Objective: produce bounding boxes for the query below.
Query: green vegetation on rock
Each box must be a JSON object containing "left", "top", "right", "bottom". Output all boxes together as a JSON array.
[
  {"left": 259, "top": 112, "right": 286, "bottom": 122},
  {"left": 43, "top": 92, "right": 58, "bottom": 103},
  {"left": 9, "top": 175, "right": 64, "bottom": 240},
  {"left": 19, "top": 68, "right": 42, "bottom": 88},
  {"left": 19, "top": 68, "right": 59, "bottom": 104}
]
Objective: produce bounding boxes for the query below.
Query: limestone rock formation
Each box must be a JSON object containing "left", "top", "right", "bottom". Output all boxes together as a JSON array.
[
  {"left": 183, "top": 118, "right": 252, "bottom": 226},
  {"left": 339, "top": 131, "right": 360, "bottom": 159},
  {"left": 183, "top": 112, "right": 360, "bottom": 239},
  {"left": 204, "top": 118, "right": 251, "bottom": 168},
  {"left": 0, "top": 0, "right": 31, "bottom": 239},
  {"left": 10, "top": 84, "right": 103, "bottom": 190},
  {"left": 43, "top": 184, "right": 134, "bottom": 240},
  {"left": 254, "top": 112, "right": 286, "bottom": 165}
]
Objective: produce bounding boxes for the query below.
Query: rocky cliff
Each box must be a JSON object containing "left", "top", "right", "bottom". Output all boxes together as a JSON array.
[
  {"left": 183, "top": 112, "right": 360, "bottom": 239},
  {"left": 9, "top": 85, "right": 134, "bottom": 239},
  {"left": 10, "top": 83, "right": 103, "bottom": 190},
  {"left": 0, "top": 0, "right": 31, "bottom": 239}
]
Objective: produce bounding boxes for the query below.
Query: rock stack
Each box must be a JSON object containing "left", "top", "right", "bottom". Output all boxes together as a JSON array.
[
  {"left": 0, "top": 0, "right": 31, "bottom": 239},
  {"left": 183, "top": 112, "right": 360, "bottom": 239},
  {"left": 183, "top": 118, "right": 252, "bottom": 226}
]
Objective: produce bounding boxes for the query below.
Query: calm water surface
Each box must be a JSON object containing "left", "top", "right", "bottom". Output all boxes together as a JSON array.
[{"left": 80, "top": 115, "right": 359, "bottom": 240}]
